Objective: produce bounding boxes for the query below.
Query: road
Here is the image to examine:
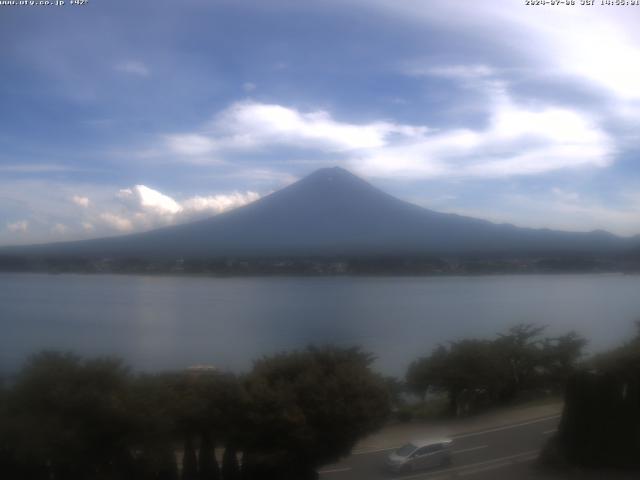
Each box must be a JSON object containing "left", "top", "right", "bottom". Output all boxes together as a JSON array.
[{"left": 318, "top": 415, "right": 560, "bottom": 480}]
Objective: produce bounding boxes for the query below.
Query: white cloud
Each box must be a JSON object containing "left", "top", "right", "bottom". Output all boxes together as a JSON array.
[
  {"left": 164, "top": 101, "right": 428, "bottom": 157},
  {"left": 494, "top": 190, "right": 640, "bottom": 236},
  {"left": 99, "top": 212, "right": 134, "bottom": 232},
  {"left": 117, "top": 185, "right": 182, "bottom": 216},
  {"left": 51, "top": 223, "right": 68, "bottom": 235},
  {"left": 181, "top": 191, "right": 261, "bottom": 216},
  {"left": 72, "top": 195, "right": 90, "bottom": 207},
  {"left": 353, "top": 84, "right": 613, "bottom": 179},
  {"left": 6, "top": 220, "right": 28, "bottom": 233},
  {"left": 0, "top": 180, "right": 263, "bottom": 246},
  {"left": 161, "top": 92, "right": 611, "bottom": 180},
  {"left": 165, "top": 134, "right": 217, "bottom": 156},
  {"left": 115, "top": 60, "right": 150, "bottom": 77},
  {"left": 406, "top": 63, "right": 494, "bottom": 79},
  {"left": 217, "top": 101, "right": 428, "bottom": 151},
  {"left": 93, "top": 185, "right": 262, "bottom": 233},
  {"left": 519, "top": 9, "right": 640, "bottom": 101},
  {"left": 365, "top": 0, "right": 640, "bottom": 102}
]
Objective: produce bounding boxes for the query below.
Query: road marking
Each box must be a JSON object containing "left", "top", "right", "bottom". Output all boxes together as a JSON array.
[
  {"left": 453, "top": 415, "right": 561, "bottom": 440},
  {"left": 318, "top": 467, "right": 352, "bottom": 474},
  {"left": 392, "top": 449, "right": 540, "bottom": 480},
  {"left": 353, "top": 445, "right": 401, "bottom": 455},
  {"left": 459, "top": 461, "right": 512, "bottom": 476},
  {"left": 352, "top": 414, "right": 560, "bottom": 456},
  {"left": 543, "top": 429, "right": 557, "bottom": 435},
  {"left": 452, "top": 445, "right": 488, "bottom": 455}
]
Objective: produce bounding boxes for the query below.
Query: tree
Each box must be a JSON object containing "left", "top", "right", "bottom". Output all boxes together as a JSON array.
[
  {"left": 591, "top": 321, "right": 640, "bottom": 374},
  {"left": 239, "top": 346, "right": 390, "bottom": 479},
  {"left": 222, "top": 446, "right": 240, "bottom": 480},
  {"left": 6, "top": 351, "right": 136, "bottom": 480},
  {"left": 199, "top": 432, "right": 220, "bottom": 480},
  {"left": 542, "top": 324, "right": 640, "bottom": 469},
  {"left": 406, "top": 324, "right": 585, "bottom": 415},
  {"left": 539, "top": 331, "right": 587, "bottom": 390},
  {"left": 494, "top": 324, "right": 547, "bottom": 398},
  {"left": 182, "top": 436, "right": 198, "bottom": 480},
  {"left": 407, "top": 340, "right": 509, "bottom": 413}
]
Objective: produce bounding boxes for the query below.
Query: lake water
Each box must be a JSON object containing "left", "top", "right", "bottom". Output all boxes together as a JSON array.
[{"left": 1, "top": 273, "right": 639, "bottom": 377}]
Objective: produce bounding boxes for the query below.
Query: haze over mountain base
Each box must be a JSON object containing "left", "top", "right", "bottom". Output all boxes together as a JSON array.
[{"left": 1, "top": 167, "right": 639, "bottom": 274}]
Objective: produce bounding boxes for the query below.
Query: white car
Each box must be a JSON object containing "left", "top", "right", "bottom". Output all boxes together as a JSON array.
[{"left": 385, "top": 438, "right": 453, "bottom": 473}]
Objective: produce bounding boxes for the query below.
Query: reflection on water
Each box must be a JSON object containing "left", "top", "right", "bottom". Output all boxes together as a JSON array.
[{"left": 2, "top": 273, "right": 640, "bottom": 376}]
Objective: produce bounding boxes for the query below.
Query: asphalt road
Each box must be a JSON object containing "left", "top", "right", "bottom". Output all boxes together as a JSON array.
[{"left": 318, "top": 415, "right": 560, "bottom": 480}]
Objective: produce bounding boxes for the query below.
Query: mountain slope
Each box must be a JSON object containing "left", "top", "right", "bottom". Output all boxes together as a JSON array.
[{"left": 1, "top": 167, "right": 634, "bottom": 258}]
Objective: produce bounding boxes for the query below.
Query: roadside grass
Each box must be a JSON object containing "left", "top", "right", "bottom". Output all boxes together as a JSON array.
[
  {"left": 394, "top": 391, "right": 563, "bottom": 423},
  {"left": 395, "top": 396, "right": 449, "bottom": 422}
]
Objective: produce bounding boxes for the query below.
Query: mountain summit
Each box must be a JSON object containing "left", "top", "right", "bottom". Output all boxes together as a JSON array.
[{"left": 2, "top": 167, "right": 632, "bottom": 258}]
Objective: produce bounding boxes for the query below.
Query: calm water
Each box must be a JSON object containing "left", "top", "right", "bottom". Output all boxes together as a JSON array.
[{"left": 1, "top": 273, "right": 639, "bottom": 376}]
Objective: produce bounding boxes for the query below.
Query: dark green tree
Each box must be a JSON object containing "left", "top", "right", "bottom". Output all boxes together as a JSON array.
[
  {"left": 222, "top": 446, "right": 241, "bottom": 480},
  {"left": 6, "top": 351, "right": 136, "bottom": 480},
  {"left": 406, "top": 345, "right": 448, "bottom": 400},
  {"left": 182, "top": 435, "right": 198, "bottom": 480},
  {"left": 199, "top": 432, "right": 220, "bottom": 480},
  {"left": 407, "top": 324, "right": 588, "bottom": 415},
  {"left": 539, "top": 331, "right": 587, "bottom": 391},
  {"left": 494, "top": 324, "right": 547, "bottom": 397},
  {"left": 239, "top": 346, "right": 390, "bottom": 479}
]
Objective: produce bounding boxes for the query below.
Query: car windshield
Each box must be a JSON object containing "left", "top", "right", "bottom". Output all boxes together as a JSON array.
[{"left": 395, "top": 443, "right": 417, "bottom": 457}]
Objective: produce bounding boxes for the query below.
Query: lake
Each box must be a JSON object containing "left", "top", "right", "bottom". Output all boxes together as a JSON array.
[{"left": 1, "top": 272, "right": 639, "bottom": 377}]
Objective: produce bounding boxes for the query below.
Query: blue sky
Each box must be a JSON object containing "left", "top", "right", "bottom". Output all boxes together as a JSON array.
[{"left": 2, "top": 0, "right": 640, "bottom": 245}]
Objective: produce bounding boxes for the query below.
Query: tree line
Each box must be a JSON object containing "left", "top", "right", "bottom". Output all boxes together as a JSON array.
[
  {"left": 0, "top": 323, "right": 596, "bottom": 479},
  {"left": 542, "top": 322, "right": 640, "bottom": 469},
  {"left": 0, "top": 347, "right": 390, "bottom": 480},
  {"left": 405, "top": 324, "right": 587, "bottom": 415}
]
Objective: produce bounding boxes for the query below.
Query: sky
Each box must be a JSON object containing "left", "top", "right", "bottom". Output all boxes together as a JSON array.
[{"left": 1, "top": 0, "right": 640, "bottom": 245}]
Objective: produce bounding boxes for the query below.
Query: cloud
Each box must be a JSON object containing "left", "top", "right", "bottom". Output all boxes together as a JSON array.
[
  {"left": 161, "top": 93, "right": 612, "bottom": 180},
  {"left": 181, "top": 191, "right": 261, "bottom": 215},
  {"left": 72, "top": 195, "right": 90, "bottom": 208},
  {"left": 6, "top": 220, "right": 28, "bottom": 233},
  {"left": 352, "top": 89, "right": 613, "bottom": 179},
  {"left": 51, "top": 223, "right": 68, "bottom": 235},
  {"left": 165, "top": 134, "right": 218, "bottom": 156},
  {"left": 0, "top": 178, "right": 264, "bottom": 245},
  {"left": 94, "top": 185, "right": 262, "bottom": 233},
  {"left": 405, "top": 63, "right": 495, "bottom": 79},
  {"left": 164, "top": 101, "right": 428, "bottom": 157},
  {"left": 115, "top": 60, "right": 150, "bottom": 77},
  {"left": 365, "top": 0, "right": 640, "bottom": 102},
  {"left": 99, "top": 212, "right": 134, "bottom": 232},
  {"left": 217, "top": 101, "right": 428, "bottom": 151},
  {"left": 492, "top": 189, "right": 640, "bottom": 236},
  {"left": 117, "top": 185, "right": 182, "bottom": 216}
]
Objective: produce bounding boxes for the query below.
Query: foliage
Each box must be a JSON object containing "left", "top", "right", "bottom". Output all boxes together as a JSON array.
[
  {"left": 198, "top": 432, "right": 220, "bottom": 480},
  {"left": 590, "top": 321, "right": 640, "bottom": 374},
  {"left": 3, "top": 351, "right": 136, "bottom": 479},
  {"left": 406, "top": 324, "right": 587, "bottom": 414},
  {"left": 0, "top": 347, "right": 390, "bottom": 480},
  {"left": 395, "top": 396, "right": 449, "bottom": 422},
  {"left": 240, "top": 346, "right": 390, "bottom": 479},
  {"left": 222, "top": 446, "right": 241, "bottom": 480},
  {"left": 543, "top": 322, "right": 640, "bottom": 469}
]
